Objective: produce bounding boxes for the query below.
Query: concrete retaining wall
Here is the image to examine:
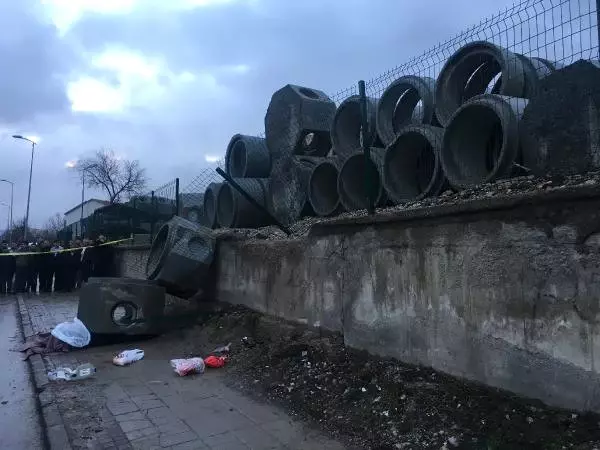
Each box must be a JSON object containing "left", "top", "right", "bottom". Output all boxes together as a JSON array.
[{"left": 115, "top": 187, "right": 600, "bottom": 413}]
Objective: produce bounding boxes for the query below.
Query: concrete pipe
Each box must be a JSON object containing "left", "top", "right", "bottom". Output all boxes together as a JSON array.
[
  {"left": 216, "top": 178, "right": 269, "bottom": 228},
  {"left": 435, "top": 41, "right": 528, "bottom": 127},
  {"left": 337, "top": 148, "right": 387, "bottom": 211},
  {"left": 376, "top": 76, "right": 438, "bottom": 146},
  {"left": 441, "top": 94, "right": 528, "bottom": 189},
  {"left": 225, "top": 134, "right": 271, "bottom": 178},
  {"left": 146, "top": 216, "right": 216, "bottom": 299},
  {"left": 308, "top": 158, "right": 344, "bottom": 217},
  {"left": 77, "top": 278, "right": 166, "bottom": 336},
  {"left": 203, "top": 182, "right": 224, "bottom": 229},
  {"left": 383, "top": 125, "right": 447, "bottom": 204},
  {"left": 463, "top": 55, "right": 564, "bottom": 100},
  {"left": 331, "top": 95, "right": 381, "bottom": 158}
]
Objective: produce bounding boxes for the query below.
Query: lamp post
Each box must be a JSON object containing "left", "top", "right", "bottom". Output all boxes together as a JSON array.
[
  {"left": 0, "top": 202, "right": 9, "bottom": 241},
  {"left": 0, "top": 179, "right": 13, "bottom": 246},
  {"left": 12, "top": 135, "right": 37, "bottom": 241}
]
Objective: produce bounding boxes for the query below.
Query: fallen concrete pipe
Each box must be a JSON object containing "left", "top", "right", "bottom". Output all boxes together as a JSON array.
[
  {"left": 146, "top": 216, "right": 216, "bottom": 299},
  {"left": 265, "top": 84, "right": 336, "bottom": 162},
  {"left": 225, "top": 134, "right": 271, "bottom": 178},
  {"left": 435, "top": 41, "right": 528, "bottom": 127},
  {"left": 203, "top": 182, "right": 224, "bottom": 229},
  {"left": 77, "top": 278, "right": 166, "bottom": 335},
  {"left": 331, "top": 95, "right": 381, "bottom": 158},
  {"left": 338, "top": 148, "right": 387, "bottom": 211},
  {"left": 441, "top": 94, "right": 528, "bottom": 189},
  {"left": 308, "top": 158, "right": 344, "bottom": 217},
  {"left": 216, "top": 178, "right": 269, "bottom": 228},
  {"left": 383, "top": 125, "right": 447, "bottom": 204},
  {"left": 376, "top": 76, "right": 438, "bottom": 146}
]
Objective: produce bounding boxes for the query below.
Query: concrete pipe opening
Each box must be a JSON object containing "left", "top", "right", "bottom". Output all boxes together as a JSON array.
[
  {"left": 338, "top": 151, "right": 385, "bottom": 211},
  {"left": 383, "top": 126, "right": 446, "bottom": 203},
  {"left": 441, "top": 95, "right": 525, "bottom": 189},
  {"left": 216, "top": 183, "right": 236, "bottom": 228},
  {"left": 435, "top": 41, "right": 526, "bottom": 126},
  {"left": 377, "top": 76, "right": 437, "bottom": 146},
  {"left": 146, "top": 223, "right": 170, "bottom": 280},
  {"left": 332, "top": 96, "right": 379, "bottom": 158},
  {"left": 229, "top": 140, "right": 247, "bottom": 178},
  {"left": 309, "top": 160, "right": 341, "bottom": 216},
  {"left": 203, "top": 183, "right": 222, "bottom": 229}
]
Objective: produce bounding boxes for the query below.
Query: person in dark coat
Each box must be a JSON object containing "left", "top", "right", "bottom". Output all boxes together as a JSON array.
[
  {"left": 80, "top": 239, "right": 94, "bottom": 284},
  {"left": 0, "top": 242, "right": 10, "bottom": 294},
  {"left": 38, "top": 241, "right": 53, "bottom": 293},
  {"left": 27, "top": 243, "right": 40, "bottom": 294},
  {"left": 93, "top": 236, "right": 115, "bottom": 278},
  {"left": 50, "top": 241, "right": 63, "bottom": 292},
  {"left": 71, "top": 240, "right": 83, "bottom": 289},
  {"left": 62, "top": 241, "right": 78, "bottom": 292},
  {"left": 13, "top": 243, "right": 29, "bottom": 293}
]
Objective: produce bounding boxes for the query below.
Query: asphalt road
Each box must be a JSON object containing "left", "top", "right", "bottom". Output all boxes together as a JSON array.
[{"left": 0, "top": 298, "right": 44, "bottom": 449}]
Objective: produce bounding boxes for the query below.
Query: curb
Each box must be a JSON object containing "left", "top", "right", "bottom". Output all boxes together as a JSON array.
[{"left": 16, "top": 295, "right": 72, "bottom": 450}]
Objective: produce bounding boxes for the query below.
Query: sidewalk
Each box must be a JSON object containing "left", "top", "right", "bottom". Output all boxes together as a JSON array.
[{"left": 17, "top": 294, "right": 348, "bottom": 450}]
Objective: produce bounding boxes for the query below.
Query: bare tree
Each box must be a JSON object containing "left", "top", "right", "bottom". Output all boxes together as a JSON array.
[
  {"left": 45, "top": 213, "right": 64, "bottom": 234},
  {"left": 79, "top": 149, "right": 147, "bottom": 203}
]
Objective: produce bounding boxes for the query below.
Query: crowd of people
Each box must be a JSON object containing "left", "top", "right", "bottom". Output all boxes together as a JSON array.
[{"left": 0, "top": 236, "right": 116, "bottom": 294}]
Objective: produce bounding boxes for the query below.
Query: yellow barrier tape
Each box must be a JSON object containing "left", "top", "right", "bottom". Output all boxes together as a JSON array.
[{"left": 0, "top": 237, "right": 133, "bottom": 256}]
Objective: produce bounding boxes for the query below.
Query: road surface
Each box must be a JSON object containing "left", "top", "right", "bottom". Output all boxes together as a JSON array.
[{"left": 0, "top": 298, "right": 44, "bottom": 449}]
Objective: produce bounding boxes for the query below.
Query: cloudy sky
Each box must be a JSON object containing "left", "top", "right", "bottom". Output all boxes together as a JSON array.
[{"left": 0, "top": 0, "right": 514, "bottom": 227}]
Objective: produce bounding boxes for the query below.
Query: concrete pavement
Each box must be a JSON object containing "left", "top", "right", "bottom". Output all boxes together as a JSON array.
[
  {"left": 0, "top": 298, "right": 44, "bottom": 449},
  {"left": 18, "top": 294, "right": 348, "bottom": 450}
]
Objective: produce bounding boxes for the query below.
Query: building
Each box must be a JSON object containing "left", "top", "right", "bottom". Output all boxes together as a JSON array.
[{"left": 64, "top": 199, "right": 109, "bottom": 237}]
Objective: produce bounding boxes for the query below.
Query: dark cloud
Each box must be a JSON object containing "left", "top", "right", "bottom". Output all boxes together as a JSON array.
[{"left": 0, "top": 2, "right": 78, "bottom": 123}]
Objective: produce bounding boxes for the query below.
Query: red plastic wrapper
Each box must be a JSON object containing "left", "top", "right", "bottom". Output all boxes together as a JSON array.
[{"left": 204, "top": 355, "right": 227, "bottom": 368}]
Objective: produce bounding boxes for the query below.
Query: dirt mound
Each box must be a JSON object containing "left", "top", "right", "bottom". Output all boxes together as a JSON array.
[{"left": 182, "top": 305, "right": 600, "bottom": 449}]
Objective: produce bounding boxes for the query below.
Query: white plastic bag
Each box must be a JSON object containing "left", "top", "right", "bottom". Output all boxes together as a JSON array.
[
  {"left": 170, "top": 358, "right": 205, "bottom": 376},
  {"left": 113, "top": 349, "right": 145, "bottom": 366},
  {"left": 51, "top": 318, "right": 91, "bottom": 348}
]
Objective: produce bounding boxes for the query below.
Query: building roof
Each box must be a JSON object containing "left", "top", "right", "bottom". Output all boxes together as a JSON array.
[{"left": 64, "top": 198, "right": 110, "bottom": 216}]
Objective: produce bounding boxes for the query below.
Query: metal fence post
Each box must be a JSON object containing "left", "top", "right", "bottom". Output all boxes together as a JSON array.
[
  {"left": 358, "top": 80, "right": 375, "bottom": 215},
  {"left": 597, "top": 0, "right": 600, "bottom": 59},
  {"left": 150, "top": 190, "right": 155, "bottom": 242},
  {"left": 175, "top": 178, "right": 180, "bottom": 217}
]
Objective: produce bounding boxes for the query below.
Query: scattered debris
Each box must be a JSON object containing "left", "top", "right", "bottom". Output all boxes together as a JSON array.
[
  {"left": 204, "top": 355, "right": 227, "bottom": 368},
  {"left": 211, "top": 342, "right": 231, "bottom": 356},
  {"left": 112, "top": 349, "right": 144, "bottom": 366},
  {"left": 170, "top": 358, "right": 205, "bottom": 376},
  {"left": 48, "top": 363, "right": 96, "bottom": 381},
  {"left": 241, "top": 336, "right": 255, "bottom": 348}
]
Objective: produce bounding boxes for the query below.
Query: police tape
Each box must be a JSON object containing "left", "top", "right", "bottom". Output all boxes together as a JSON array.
[{"left": 0, "top": 237, "right": 134, "bottom": 256}]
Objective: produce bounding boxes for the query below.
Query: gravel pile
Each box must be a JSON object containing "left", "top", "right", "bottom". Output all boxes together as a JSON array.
[{"left": 214, "top": 171, "right": 600, "bottom": 241}]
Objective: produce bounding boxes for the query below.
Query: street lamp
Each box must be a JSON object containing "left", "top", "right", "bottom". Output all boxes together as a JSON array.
[
  {"left": 0, "top": 179, "right": 13, "bottom": 246},
  {"left": 12, "top": 135, "right": 37, "bottom": 241},
  {"left": 0, "top": 201, "right": 10, "bottom": 242}
]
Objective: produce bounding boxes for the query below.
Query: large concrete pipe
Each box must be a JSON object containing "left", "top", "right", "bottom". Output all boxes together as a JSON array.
[
  {"left": 265, "top": 84, "right": 336, "bottom": 162},
  {"left": 308, "top": 158, "right": 344, "bottom": 217},
  {"left": 77, "top": 278, "right": 166, "bottom": 336},
  {"left": 216, "top": 178, "right": 269, "bottom": 228},
  {"left": 331, "top": 95, "right": 381, "bottom": 158},
  {"left": 383, "top": 125, "right": 447, "bottom": 204},
  {"left": 146, "top": 216, "right": 216, "bottom": 299},
  {"left": 337, "top": 148, "right": 387, "bottom": 211},
  {"left": 267, "top": 156, "right": 319, "bottom": 225},
  {"left": 225, "top": 134, "right": 271, "bottom": 178},
  {"left": 376, "top": 76, "right": 438, "bottom": 146},
  {"left": 441, "top": 94, "right": 528, "bottom": 189},
  {"left": 521, "top": 60, "right": 600, "bottom": 176},
  {"left": 203, "top": 182, "right": 224, "bottom": 229},
  {"left": 435, "top": 41, "right": 528, "bottom": 126}
]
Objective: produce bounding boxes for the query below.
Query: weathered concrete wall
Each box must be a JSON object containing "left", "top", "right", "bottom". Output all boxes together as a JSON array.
[
  {"left": 115, "top": 245, "right": 150, "bottom": 280},
  {"left": 216, "top": 188, "right": 600, "bottom": 413}
]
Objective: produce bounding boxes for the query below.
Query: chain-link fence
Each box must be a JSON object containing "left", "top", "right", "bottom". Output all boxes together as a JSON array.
[{"left": 176, "top": 0, "right": 600, "bottom": 238}]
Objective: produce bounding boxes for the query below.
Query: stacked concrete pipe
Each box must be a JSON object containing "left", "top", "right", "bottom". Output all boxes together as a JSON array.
[
  {"left": 308, "top": 157, "right": 344, "bottom": 217},
  {"left": 376, "top": 75, "right": 439, "bottom": 146},
  {"left": 435, "top": 41, "right": 530, "bottom": 127},
  {"left": 216, "top": 178, "right": 270, "bottom": 228},
  {"left": 331, "top": 95, "right": 381, "bottom": 158},
  {"left": 441, "top": 94, "right": 528, "bottom": 189},
  {"left": 202, "top": 182, "right": 224, "bottom": 229},
  {"left": 225, "top": 134, "right": 271, "bottom": 178},
  {"left": 337, "top": 148, "right": 387, "bottom": 211},
  {"left": 383, "top": 125, "right": 447, "bottom": 204}
]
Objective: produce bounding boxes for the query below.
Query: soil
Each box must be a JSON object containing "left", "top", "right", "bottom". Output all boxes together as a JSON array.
[{"left": 178, "top": 304, "right": 600, "bottom": 450}]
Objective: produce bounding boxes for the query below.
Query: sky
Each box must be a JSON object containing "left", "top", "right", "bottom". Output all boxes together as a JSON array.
[{"left": 0, "top": 0, "right": 519, "bottom": 227}]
